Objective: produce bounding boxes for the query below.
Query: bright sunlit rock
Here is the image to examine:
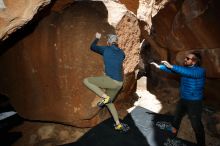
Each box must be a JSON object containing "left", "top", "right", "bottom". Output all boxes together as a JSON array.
[
  {"left": 0, "top": 0, "right": 6, "bottom": 9},
  {"left": 127, "top": 76, "right": 162, "bottom": 113}
]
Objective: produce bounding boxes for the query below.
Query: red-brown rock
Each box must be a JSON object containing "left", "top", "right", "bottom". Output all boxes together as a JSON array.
[
  {"left": 0, "top": 2, "right": 140, "bottom": 127},
  {"left": 0, "top": 0, "right": 51, "bottom": 40}
]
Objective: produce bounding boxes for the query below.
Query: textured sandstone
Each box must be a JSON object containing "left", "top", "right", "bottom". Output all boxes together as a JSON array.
[
  {"left": 0, "top": 0, "right": 51, "bottom": 40},
  {"left": 103, "top": 0, "right": 128, "bottom": 27},
  {"left": 0, "top": 1, "right": 140, "bottom": 127},
  {"left": 137, "top": 0, "right": 169, "bottom": 34}
]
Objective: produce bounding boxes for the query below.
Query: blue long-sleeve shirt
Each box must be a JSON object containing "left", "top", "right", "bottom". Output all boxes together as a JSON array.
[
  {"left": 160, "top": 65, "right": 206, "bottom": 100},
  {"left": 90, "top": 39, "right": 125, "bottom": 81}
]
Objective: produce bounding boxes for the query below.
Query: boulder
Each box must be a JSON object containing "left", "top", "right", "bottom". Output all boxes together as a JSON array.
[
  {"left": 0, "top": 1, "right": 140, "bottom": 127},
  {"left": 0, "top": 0, "right": 51, "bottom": 40}
]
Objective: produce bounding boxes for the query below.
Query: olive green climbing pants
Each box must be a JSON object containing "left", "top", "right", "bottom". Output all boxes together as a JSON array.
[{"left": 83, "top": 75, "right": 123, "bottom": 123}]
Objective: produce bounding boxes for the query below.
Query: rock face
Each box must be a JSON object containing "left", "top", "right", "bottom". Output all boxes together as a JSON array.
[
  {"left": 0, "top": 0, "right": 51, "bottom": 40},
  {"left": 137, "top": 0, "right": 169, "bottom": 34},
  {"left": 148, "top": 0, "right": 220, "bottom": 76},
  {"left": 0, "top": 1, "right": 140, "bottom": 127},
  {"left": 141, "top": 0, "right": 220, "bottom": 109},
  {"left": 115, "top": 11, "right": 141, "bottom": 106}
]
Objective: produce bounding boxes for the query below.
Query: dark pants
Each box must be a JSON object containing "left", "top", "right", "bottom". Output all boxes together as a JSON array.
[{"left": 172, "top": 99, "right": 205, "bottom": 146}]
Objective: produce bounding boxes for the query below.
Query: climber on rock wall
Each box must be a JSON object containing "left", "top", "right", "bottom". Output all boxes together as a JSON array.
[{"left": 83, "top": 32, "right": 129, "bottom": 132}]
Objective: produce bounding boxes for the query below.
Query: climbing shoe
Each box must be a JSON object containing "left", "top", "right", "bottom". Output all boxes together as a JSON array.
[
  {"left": 166, "top": 126, "right": 177, "bottom": 135},
  {"left": 114, "top": 123, "right": 130, "bottom": 132},
  {"left": 97, "top": 96, "right": 111, "bottom": 107},
  {"left": 155, "top": 121, "right": 177, "bottom": 135}
]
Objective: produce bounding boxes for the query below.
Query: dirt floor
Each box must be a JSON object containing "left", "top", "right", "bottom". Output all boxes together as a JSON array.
[
  {"left": 10, "top": 105, "right": 220, "bottom": 146},
  {"left": 7, "top": 81, "right": 220, "bottom": 146}
]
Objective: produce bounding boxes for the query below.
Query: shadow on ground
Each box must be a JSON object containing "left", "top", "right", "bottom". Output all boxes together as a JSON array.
[
  {"left": 0, "top": 95, "right": 24, "bottom": 146},
  {"left": 59, "top": 106, "right": 196, "bottom": 146}
]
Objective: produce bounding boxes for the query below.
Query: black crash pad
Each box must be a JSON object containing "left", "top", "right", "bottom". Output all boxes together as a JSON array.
[{"left": 60, "top": 106, "right": 196, "bottom": 146}]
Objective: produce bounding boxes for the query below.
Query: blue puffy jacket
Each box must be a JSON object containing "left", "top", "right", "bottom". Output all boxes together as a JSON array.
[{"left": 160, "top": 65, "right": 205, "bottom": 100}]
